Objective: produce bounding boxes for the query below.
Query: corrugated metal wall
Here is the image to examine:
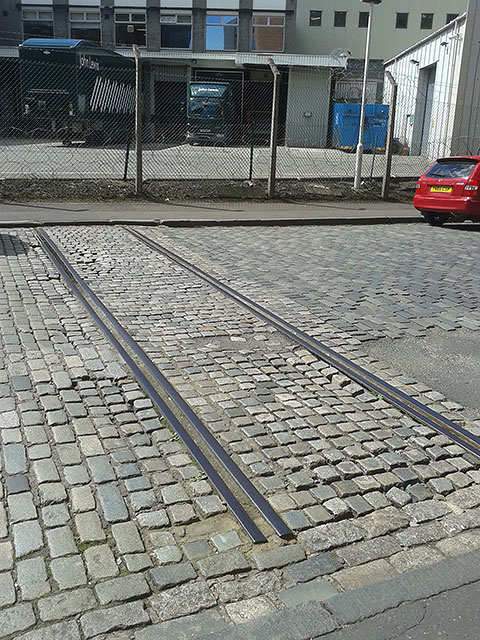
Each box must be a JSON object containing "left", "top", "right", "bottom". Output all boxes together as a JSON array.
[{"left": 384, "top": 16, "right": 465, "bottom": 159}]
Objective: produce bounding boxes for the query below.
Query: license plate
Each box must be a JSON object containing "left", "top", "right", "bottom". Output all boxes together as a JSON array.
[{"left": 430, "top": 186, "right": 452, "bottom": 193}]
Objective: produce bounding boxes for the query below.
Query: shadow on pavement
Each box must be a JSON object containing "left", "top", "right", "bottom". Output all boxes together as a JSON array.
[
  {"left": 0, "top": 233, "right": 30, "bottom": 256},
  {"left": 445, "top": 224, "right": 480, "bottom": 232}
]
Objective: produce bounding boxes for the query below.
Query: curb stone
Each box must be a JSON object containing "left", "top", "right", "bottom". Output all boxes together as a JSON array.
[{"left": 193, "top": 549, "right": 480, "bottom": 640}]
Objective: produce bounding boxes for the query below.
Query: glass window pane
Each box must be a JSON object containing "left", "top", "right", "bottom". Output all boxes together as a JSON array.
[
  {"left": 161, "top": 23, "right": 192, "bottom": 48},
  {"left": 358, "top": 12, "right": 369, "bottom": 28},
  {"left": 23, "top": 10, "right": 37, "bottom": 19},
  {"left": 177, "top": 14, "right": 191, "bottom": 24},
  {"left": 270, "top": 17, "right": 284, "bottom": 26},
  {"left": 425, "top": 160, "right": 477, "bottom": 179},
  {"left": 86, "top": 12, "right": 100, "bottom": 21},
  {"left": 421, "top": 13, "right": 433, "bottom": 29},
  {"left": 24, "top": 22, "right": 54, "bottom": 38},
  {"left": 132, "top": 14, "right": 145, "bottom": 22},
  {"left": 116, "top": 23, "right": 146, "bottom": 46},
  {"left": 254, "top": 16, "right": 268, "bottom": 25},
  {"left": 71, "top": 26, "right": 101, "bottom": 43},
  {"left": 252, "top": 25, "right": 283, "bottom": 51},
  {"left": 38, "top": 11, "right": 53, "bottom": 20},
  {"left": 334, "top": 11, "right": 346, "bottom": 28},
  {"left": 310, "top": 10, "right": 321, "bottom": 26},
  {"left": 207, "top": 15, "right": 221, "bottom": 24},
  {"left": 115, "top": 13, "right": 129, "bottom": 22},
  {"left": 206, "top": 24, "right": 237, "bottom": 50},
  {"left": 396, "top": 13, "right": 408, "bottom": 29},
  {"left": 446, "top": 13, "right": 458, "bottom": 24},
  {"left": 224, "top": 16, "right": 238, "bottom": 25}
]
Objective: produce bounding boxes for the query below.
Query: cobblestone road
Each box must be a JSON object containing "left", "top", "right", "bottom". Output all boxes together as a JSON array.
[{"left": 0, "top": 225, "right": 479, "bottom": 639}]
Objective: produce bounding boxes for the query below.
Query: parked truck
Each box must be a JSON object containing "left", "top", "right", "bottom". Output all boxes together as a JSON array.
[
  {"left": 186, "top": 81, "right": 234, "bottom": 145},
  {"left": 18, "top": 38, "right": 135, "bottom": 145}
]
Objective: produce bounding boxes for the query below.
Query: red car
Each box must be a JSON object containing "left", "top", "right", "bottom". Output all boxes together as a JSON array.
[{"left": 414, "top": 156, "right": 480, "bottom": 226}]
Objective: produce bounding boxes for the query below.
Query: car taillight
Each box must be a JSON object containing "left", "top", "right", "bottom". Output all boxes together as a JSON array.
[{"left": 464, "top": 178, "right": 480, "bottom": 191}]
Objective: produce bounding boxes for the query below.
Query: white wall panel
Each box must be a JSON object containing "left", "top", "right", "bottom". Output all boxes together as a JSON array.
[
  {"left": 69, "top": 0, "right": 100, "bottom": 6},
  {"left": 206, "top": 1, "right": 239, "bottom": 9},
  {"left": 161, "top": 0, "right": 192, "bottom": 7},
  {"left": 114, "top": 0, "right": 146, "bottom": 7},
  {"left": 253, "top": 0, "right": 286, "bottom": 10}
]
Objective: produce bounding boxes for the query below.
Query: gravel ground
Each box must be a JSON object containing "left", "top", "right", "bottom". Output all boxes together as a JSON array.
[{"left": 0, "top": 178, "right": 416, "bottom": 204}]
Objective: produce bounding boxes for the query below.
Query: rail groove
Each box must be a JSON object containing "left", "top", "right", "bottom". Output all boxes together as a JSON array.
[
  {"left": 127, "top": 226, "right": 480, "bottom": 459},
  {"left": 36, "top": 228, "right": 293, "bottom": 543}
]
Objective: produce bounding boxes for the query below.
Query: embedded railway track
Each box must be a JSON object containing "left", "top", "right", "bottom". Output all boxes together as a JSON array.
[
  {"left": 35, "top": 228, "right": 293, "bottom": 544},
  {"left": 125, "top": 226, "right": 480, "bottom": 461},
  {"left": 36, "top": 226, "right": 480, "bottom": 543}
]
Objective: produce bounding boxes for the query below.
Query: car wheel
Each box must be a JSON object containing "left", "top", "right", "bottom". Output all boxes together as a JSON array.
[{"left": 422, "top": 212, "right": 450, "bottom": 226}]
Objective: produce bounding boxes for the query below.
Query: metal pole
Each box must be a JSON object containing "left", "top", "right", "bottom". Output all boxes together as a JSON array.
[
  {"left": 267, "top": 58, "right": 281, "bottom": 199},
  {"left": 354, "top": 2, "right": 375, "bottom": 190},
  {"left": 249, "top": 121, "right": 254, "bottom": 181},
  {"left": 382, "top": 71, "right": 398, "bottom": 200},
  {"left": 133, "top": 44, "right": 143, "bottom": 195}
]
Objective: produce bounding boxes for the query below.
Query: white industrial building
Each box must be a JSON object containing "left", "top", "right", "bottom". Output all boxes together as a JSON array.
[{"left": 384, "top": 0, "right": 480, "bottom": 159}]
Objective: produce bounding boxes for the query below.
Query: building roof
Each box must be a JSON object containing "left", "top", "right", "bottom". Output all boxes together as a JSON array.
[{"left": 115, "top": 50, "right": 348, "bottom": 69}]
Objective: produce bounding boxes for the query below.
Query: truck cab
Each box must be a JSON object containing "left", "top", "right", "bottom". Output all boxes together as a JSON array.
[{"left": 187, "top": 82, "right": 232, "bottom": 145}]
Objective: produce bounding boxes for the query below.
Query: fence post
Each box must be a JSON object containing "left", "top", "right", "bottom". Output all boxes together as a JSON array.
[
  {"left": 267, "top": 58, "right": 280, "bottom": 199},
  {"left": 382, "top": 71, "right": 398, "bottom": 200},
  {"left": 133, "top": 45, "right": 143, "bottom": 195}
]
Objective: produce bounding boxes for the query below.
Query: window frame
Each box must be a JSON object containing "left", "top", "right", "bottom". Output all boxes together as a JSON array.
[
  {"left": 205, "top": 13, "right": 239, "bottom": 52},
  {"left": 334, "top": 11, "right": 347, "bottom": 28},
  {"left": 251, "top": 13, "right": 285, "bottom": 52},
  {"left": 22, "top": 8, "right": 54, "bottom": 40},
  {"left": 160, "top": 11, "right": 193, "bottom": 50},
  {"left": 420, "top": 13, "right": 434, "bottom": 30},
  {"left": 395, "top": 12, "right": 409, "bottom": 29},
  {"left": 114, "top": 10, "right": 146, "bottom": 47},
  {"left": 309, "top": 10, "right": 321, "bottom": 27}
]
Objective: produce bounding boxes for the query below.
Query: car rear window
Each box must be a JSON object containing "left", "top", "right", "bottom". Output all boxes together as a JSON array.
[{"left": 425, "top": 160, "right": 477, "bottom": 179}]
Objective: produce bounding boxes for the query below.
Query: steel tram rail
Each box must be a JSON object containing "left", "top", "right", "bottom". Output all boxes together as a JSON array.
[
  {"left": 36, "top": 228, "right": 293, "bottom": 543},
  {"left": 126, "top": 226, "right": 480, "bottom": 459}
]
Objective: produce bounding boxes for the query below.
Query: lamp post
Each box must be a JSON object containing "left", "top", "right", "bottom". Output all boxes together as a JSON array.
[{"left": 354, "top": 0, "right": 382, "bottom": 190}]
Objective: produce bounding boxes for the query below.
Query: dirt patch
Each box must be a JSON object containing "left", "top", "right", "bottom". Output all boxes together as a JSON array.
[{"left": 0, "top": 178, "right": 416, "bottom": 204}]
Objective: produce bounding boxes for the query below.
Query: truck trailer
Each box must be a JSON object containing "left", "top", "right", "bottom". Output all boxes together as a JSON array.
[{"left": 18, "top": 38, "right": 135, "bottom": 145}]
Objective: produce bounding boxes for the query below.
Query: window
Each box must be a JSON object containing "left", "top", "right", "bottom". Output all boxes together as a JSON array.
[
  {"left": 252, "top": 14, "right": 285, "bottom": 52},
  {"left": 309, "top": 10, "right": 321, "bottom": 27},
  {"left": 425, "top": 160, "right": 477, "bottom": 179},
  {"left": 421, "top": 13, "right": 433, "bottom": 30},
  {"left": 446, "top": 13, "right": 458, "bottom": 24},
  {"left": 160, "top": 13, "right": 192, "bottom": 49},
  {"left": 395, "top": 13, "right": 408, "bottom": 29},
  {"left": 70, "top": 10, "right": 101, "bottom": 44},
  {"left": 358, "top": 12, "right": 369, "bottom": 28},
  {"left": 206, "top": 14, "right": 238, "bottom": 51},
  {"left": 115, "top": 11, "right": 146, "bottom": 47},
  {"left": 334, "top": 12, "right": 346, "bottom": 28},
  {"left": 22, "top": 8, "right": 54, "bottom": 39}
]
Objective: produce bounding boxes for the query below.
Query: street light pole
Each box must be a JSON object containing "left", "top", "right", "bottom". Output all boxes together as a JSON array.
[{"left": 354, "top": 0, "right": 381, "bottom": 190}]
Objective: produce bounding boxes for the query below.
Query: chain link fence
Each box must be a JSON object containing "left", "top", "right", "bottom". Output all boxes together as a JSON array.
[{"left": 0, "top": 45, "right": 449, "bottom": 195}]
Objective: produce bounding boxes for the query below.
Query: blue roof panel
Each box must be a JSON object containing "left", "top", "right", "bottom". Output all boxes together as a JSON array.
[{"left": 20, "top": 39, "right": 98, "bottom": 50}]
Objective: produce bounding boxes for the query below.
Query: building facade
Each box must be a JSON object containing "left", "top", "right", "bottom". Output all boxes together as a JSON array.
[
  {"left": 384, "top": 0, "right": 480, "bottom": 160},
  {"left": 295, "top": 0, "right": 468, "bottom": 102}
]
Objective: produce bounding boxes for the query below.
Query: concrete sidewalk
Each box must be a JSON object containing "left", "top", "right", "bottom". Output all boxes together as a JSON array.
[{"left": 0, "top": 200, "right": 422, "bottom": 226}]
